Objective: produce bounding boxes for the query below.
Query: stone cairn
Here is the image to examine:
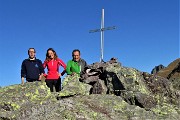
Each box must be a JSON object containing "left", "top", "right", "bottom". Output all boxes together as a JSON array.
[{"left": 80, "top": 57, "right": 120, "bottom": 94}]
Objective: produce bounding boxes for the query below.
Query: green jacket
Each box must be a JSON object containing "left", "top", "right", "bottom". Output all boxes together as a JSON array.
[{"left": 66, "top": 59, "right": 87, "bottom": 75}]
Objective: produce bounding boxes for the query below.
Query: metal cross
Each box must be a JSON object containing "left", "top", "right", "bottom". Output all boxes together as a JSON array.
[{"left": 89, "top": 9, "right": 116, "bottom": 62}]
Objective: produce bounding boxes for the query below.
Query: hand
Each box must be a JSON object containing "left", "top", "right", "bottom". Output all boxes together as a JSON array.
[
  {"left": 58, "top": 73, "right": 62, "bottom": 77},
  {"left": 43, "top": 73, "right": 47, "bottom": 78},
  {"left": 21, "top": 81, "right": 24, "bottom": 85},
  {"left": 21, "top": 77, "right": 25, "bottom": 85},
  {"left": 38, "top": 76, "right": 42, "bottom": 80},
  {"left": 71, "top": 72, "right": 76, "bottom": 76},
  {"left": 38, "top": 74, "right": 43, "bottom": 80}
]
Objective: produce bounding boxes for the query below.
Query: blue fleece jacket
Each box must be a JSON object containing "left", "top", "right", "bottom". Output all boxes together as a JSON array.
[{"left": 21, "top": 58, "right": 44, "bottom": 81}]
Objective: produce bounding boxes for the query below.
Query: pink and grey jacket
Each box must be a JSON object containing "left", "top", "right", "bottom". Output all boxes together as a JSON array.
[{"left": 43, "top": 58, "right": 66, "bottom": 80}]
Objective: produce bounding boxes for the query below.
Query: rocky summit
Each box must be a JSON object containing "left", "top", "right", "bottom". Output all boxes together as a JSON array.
[{"left": 0, "top": 58, "right": 180, "bottom": 120}]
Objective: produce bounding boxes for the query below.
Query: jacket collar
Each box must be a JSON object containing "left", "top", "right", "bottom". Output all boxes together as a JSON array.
[
  {"left": 28, "top": 57, "right": 36, "bottom": 61},
  {"left": 72, "top": 58, "right": 82, "bottom": 63}
]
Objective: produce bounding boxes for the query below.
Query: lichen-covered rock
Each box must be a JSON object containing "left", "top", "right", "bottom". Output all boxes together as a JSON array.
[
  {"left": 79, "top": 58, "right": 179, "bottom": 113},
  {"left": 58, "top": 74, "right": 92, "bottom": 97},
  {"left": 105, "top": 62, "right": 179, "bottom": 108},
  {"left": 0, "top": 81, "right": 57, "bottom": 119},
  {"left": 1, "top": 94, "right": 178, "bottom": 120},
  {"left": 91, "top": 79, "right": 107, "bottom": 94},
  {"left": 58, "top": 94, "right": 158, "bottom": 120},
  {"left": 105, "top": 64, "right": 154, "bottom": 108},
  {"left": 106, "top": 64, "right": 150, "bottom": 95},
  {"left": 151, "top": 103, "right": 180, "bottom": 119}
]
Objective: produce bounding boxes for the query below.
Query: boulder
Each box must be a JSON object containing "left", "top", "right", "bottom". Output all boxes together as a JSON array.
[
  {"left": 105, "top": 63, "right": 179, "bottom": 109},
  {"left": 0, "top": 81, "right": 57, "bottom": 119},
  {"left": 58, "top": 74, "right": 92, "bottom": 97}
]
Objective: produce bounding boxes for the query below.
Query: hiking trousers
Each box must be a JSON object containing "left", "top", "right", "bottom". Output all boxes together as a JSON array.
[{"left": 45, "top": 78, "right": 61, "bottom": 92}]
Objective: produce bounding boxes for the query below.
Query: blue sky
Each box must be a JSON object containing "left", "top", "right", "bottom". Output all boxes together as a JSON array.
[{"left": 0, "top": 0, "right": 179, "bottom": 87}]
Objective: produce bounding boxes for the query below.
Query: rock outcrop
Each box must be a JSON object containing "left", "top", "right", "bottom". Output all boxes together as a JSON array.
[
  {"left": 0, "top": 58, "right": 179, "bottom": 120},
  {"left": 0, "top": 82, "right": 57, "bottom": 119},
  {"left": 151, "top": 64, "right": 165, "bottom": 74}
]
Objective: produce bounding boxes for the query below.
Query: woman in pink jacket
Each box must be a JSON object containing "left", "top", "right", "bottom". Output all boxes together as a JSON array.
[{"left": 43, "top": 48, "right": 66, "bottom": 92}]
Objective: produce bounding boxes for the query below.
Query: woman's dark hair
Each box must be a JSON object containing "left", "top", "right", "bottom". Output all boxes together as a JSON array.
[{"left": 45, "top": 48, "right": 58, "bottom": 61}]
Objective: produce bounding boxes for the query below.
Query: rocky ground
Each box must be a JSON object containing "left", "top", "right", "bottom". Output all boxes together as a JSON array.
[{"left": 0, "top": 58, "right": 179, "bottom": 120}]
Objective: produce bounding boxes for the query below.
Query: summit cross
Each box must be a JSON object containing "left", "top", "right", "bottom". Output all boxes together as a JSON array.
[{"left": 89, "top": 9, "right": 116, "bottom": 62}]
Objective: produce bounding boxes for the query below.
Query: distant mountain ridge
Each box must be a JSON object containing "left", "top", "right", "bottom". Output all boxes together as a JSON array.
[
  {"left": 151, "top": 64, "right": 165, "bottom": 74},
  {"left": 156, "top": 58, "right": 180, "bottom": 78},
  {"left": 156, "top": 58, "right": 180, "bottom": 90}
]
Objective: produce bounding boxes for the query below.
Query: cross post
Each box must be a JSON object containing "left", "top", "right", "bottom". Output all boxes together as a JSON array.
[{"left": 89, "top": 9, "right": 116, "bottom": 62}]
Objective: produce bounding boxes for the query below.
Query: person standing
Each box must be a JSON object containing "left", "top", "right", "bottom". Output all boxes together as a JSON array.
[
  {"left": 21, "top": 48, "right": 44, "bottom": 85},
  {"left": 43, "top": 48, "right": 66, "bottom": 92},
  {"left": 66, "top": 49, "right": 87, "bottom": 76}
]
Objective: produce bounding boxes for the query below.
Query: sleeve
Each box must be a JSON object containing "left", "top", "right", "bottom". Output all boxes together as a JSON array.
[
  {"left": 58, "top": 58, "right": 67, "bottom": 76},
  {"left": 80, "top": 59, "right": 88, "bottom": 76},
  {"left": 84, "top": 60, "right": 87, "bottom": 67},
  {"left": 21, "top": 60, "right": 26, "bottom": 78},
  {"left": 42, "top": 60, "right": 47, "bottom": 77},
  {"left": 66, "top": 61, "right": 72, "bottom": 75},
  {"left": 58, "top": 58, "right": 66, "bottom": 70},
  {"left": 82, "top": 59, "right": 88, "bottom": 70},
  {"left": 42, "top": 60, "right": 47, "bottom": 69},
  {"left": 38, "top": 60, "right": 45, "bottom": 74}
]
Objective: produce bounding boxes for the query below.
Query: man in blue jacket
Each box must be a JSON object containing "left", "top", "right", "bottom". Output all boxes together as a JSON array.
[{"left": 21, "top": 48, "right": 44, "bottom": 85}]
